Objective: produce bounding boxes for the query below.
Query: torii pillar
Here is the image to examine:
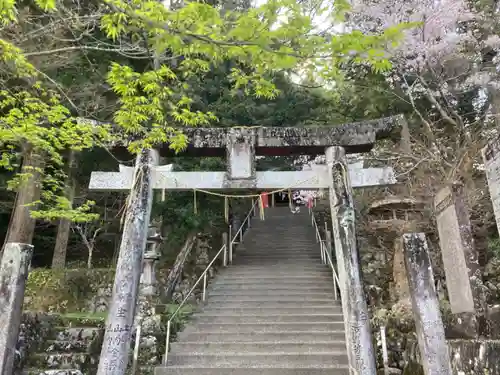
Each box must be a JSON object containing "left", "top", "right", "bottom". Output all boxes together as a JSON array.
[{"left": 90, "top": 115, "right": 403, "bottom": 375}]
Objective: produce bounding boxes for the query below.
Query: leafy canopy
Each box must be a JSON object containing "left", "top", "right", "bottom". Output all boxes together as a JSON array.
[{"left": 0, "top": 0, "right": 410, "bottom": 220}]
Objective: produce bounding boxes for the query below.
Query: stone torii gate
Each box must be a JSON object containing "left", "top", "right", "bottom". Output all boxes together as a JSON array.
[{"left": 91, "top": 115, "right": 403, "bottom": 375}]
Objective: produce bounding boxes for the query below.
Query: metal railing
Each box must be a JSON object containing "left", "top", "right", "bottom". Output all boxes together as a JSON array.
[
  {"left": 163, "top": 199, "right": 259, "bottom": 365},
  {"left": 310, "top": 205, "right": 340, "bottom": 300}
]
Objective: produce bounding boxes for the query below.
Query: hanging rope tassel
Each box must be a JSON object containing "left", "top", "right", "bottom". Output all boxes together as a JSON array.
[
  {"left": 161, "top": 188, "right": 166, "bottom": 202},
  {"left": 259, "top": 193, "right": 266, "bottom": 221},
  {"left": 193, "top": 190, "right": 198, "bottom": 215},
  {"left": 288, "top": 189, "right": 292, "bottom": 209},
  {"left": 259, "top": 195, "right": 264, "bottom": 221},
  {"left": 224, "top": 196, "right": 229, "bottom": 223}
]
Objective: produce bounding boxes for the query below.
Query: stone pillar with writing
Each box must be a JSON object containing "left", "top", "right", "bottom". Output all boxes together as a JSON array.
[
  {"left": 434, "top": 182, "right": 484, "bottom": 337},
  {"left": 393, "top": 237, "right": 411, "bottom": 301},
  {"left": 96, "top": 149, "right": 159, "bottom": 375},
  {"left": 325, "top": 146, "right": 377, "bottom": 375},
  {"left": 402, "top": 233, "right": 452, "bottom": 375},
  {"left": 0, "top": 242, "right": 34, "bottom": 375},
  {"left": 482, "top": 135, "right": 500, "bottom": 236}
]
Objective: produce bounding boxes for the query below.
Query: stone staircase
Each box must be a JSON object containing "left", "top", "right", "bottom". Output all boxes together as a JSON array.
[{"left": 156, "top": 206, "right": 349, "bottom": 375}]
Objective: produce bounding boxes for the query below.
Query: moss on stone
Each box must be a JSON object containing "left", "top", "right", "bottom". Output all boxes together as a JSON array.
[
  {"left": 402, "top": 362, "right": 424, "bottom": 375},
  {"left": 59, "top": 312, "right": 107, "bottom": 327},
  {"left": 25, "top": 268, "right": 115, "bottom": 313}
]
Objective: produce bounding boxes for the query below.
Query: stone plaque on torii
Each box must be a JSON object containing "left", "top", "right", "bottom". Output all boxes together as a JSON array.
[{"left": 91, "top": 115, "right": 403, "bottom": 375}]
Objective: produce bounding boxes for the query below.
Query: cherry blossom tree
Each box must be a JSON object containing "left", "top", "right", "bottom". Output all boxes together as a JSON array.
[{"left": 347, "top": 0, "right": 500, "bottom": 182}]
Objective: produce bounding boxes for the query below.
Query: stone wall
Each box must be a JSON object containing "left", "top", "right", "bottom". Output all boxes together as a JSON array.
[
  {"left": 14, "top": 313, "right": 104, "bottom": 375},
  {"left": 18, "top": 227, "right": 230, "bottom": 374},
  {"left": 24, "top": 269, "right": 115, "bottom": 313},
  {"left": 404, "top": 339, "right": 500, "bottom": 375}
]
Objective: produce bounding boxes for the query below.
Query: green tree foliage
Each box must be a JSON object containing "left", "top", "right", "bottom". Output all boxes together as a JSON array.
[{"left": 0, "top": 0, "right": 410, "bottom": 224}]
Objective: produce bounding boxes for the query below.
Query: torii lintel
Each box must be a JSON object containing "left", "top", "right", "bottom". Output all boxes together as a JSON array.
[{"left": 110, "top": 115, "right": 404, "bottom": 157}]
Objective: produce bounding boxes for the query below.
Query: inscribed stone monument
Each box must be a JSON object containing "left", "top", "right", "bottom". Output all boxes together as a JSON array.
[
  {"left": 393, "top": 237, "right": 410, "bottom": 300},
  {"left": 434, "top": 184, "right": 476, "bottom": 314},
  {"left": 0, "top": 242, "right": 34, "bottom": 375},
  {"left": 402, "top": 233, "right": 452, "bottom": 375},
  {"left": 482, "top": 135, "right": 500, "bottom": 236}
]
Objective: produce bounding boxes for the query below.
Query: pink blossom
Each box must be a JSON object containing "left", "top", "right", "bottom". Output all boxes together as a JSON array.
[{"left": 348, "top": 0, "right": 476, "bottom": 71}]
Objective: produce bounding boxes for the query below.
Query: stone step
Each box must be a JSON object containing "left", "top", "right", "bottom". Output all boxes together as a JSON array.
[
  {"left": 154, "top": 367, "right": 350, "bottom": 375},
  {"left": 206, "top": 296, "right": 337, "bottom": 303},
  {"left": 250, "top": 225, "right": 312, "bottom": 228},
  {"left": 243, "top": 242, "right": 317, "bottom": 245},
  {"left": 22, "top": 369, "right": 83, "bottom": 375},
  {"left": 207, "top": 290, "right": 334, "bottom": 298},
  {"left": 209, "top": 286, "right": 333, "bottom": 293},
  {"left": 226, "top": 263, "right": 326, "bottom": 268},
  {"left": 46, "top": 327, "right": 102, "bottom": 341},
  {"left": 242, "top": 235, "right": 315, "bottom": 238},
  {"left": 183, "top": 322, "right": 344, "bottom": 333},
  {"left": 26, "top": 352, "right": 89, "bottom": 369},
  {"left": 233, "top": 256, "right": 321, "bottom": 265},
  {"left": 214, "top": 277, "right": 334, "bottom": 284},
  {"left": 237, "top": 245, "right": 318, "bottom": 248},
  {"left": 218, "top": 274, "right": 330, "bottom": 279},
  {"left": 242, "top": 248, "right": 319, "bottom": 250},
  {"left": 171, "top": 341, "right": 347, "bottom": 354},
  {"left": 232, "top": 257, "right": 321, "bottom": 262},
  {"left": 242, "top": 243, "right": 317, "bottom": 247},
  {"left": 234, "top": 252, "right": 321, "bottom": 256},
  {"left": 229, "top": 263, "right": 323, "bottom": 268},
  {"left": 192, "top": 314, "right": 344, "bottom": 324},
  {"left": 222, "top": 267, "right": 329, "bottom": 274},
  {"left": 42, "top": 340, "right": 88, "bottom": 353},
  {"left": 201, "top": 305, "right": 342, "bottom": 313},
  {"left": 166, "top": 353, "right": 349, "bottom": 367},
  {"left": 208, "top": 288, "right": 334, "bottom": 298},
  {"left": 177, "top": 331, "right": 346, "bottom": 343},
  {"left": 231, "top": 258, "right": 320, "bottom": 262},
  {"left": 215, "top": 274, "right": 333, "bottom": 281}
]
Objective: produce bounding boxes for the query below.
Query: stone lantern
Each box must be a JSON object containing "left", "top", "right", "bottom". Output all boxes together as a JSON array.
[
  {"left": 366, "top": 197, "right": 428, "bottom": 302},
  {"left": 140, "top": 225, "right": 162, "bottom": 297}
]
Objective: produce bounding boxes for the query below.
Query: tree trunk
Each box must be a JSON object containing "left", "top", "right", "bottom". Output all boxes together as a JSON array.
[
  {"left": 164, "top": 234, "right": 197, "bottom": 300},
  {"left": 87, "top": 246, "right": 93, "bottom": 269},
  {"left": 52, "top": 184, "right": 76, "bottom": 269},
  {"left": 2, "top": 147, "right": 43, "bottom": 248},
  {"left": 51, "top": 151, "right": 78, "bottom": 269}
]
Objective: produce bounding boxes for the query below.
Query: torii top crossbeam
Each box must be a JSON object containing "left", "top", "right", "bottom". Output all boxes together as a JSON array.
[
  {"left": 112, "top": 115, "right": 403, "bottom": 157},
  {"left": 90, "top": 115, "right": 403, "bottom": 191}
]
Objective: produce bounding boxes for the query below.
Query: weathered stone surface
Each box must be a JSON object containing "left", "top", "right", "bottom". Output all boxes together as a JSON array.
[
  {"left": 325, "top": 146, "right": 377, "bottom": 375},
  {"left": 393, "top": 237, "right": 410, "bottom": 301},
  {"left": 367, "top": 197, "right": 427, "bottom": 233},
  {"left": 405, "top": 339, "right": 500, "bottom": 375},
  {"left": 23, "top": 370, "right": 83, "bottom": 375},
  {"left": 23, "top": 268, "right": 115, "bottom": 314},
  {"left": 96, "top": 149, "right": 158, "bottom": 375},
  {"left": 89, "top": 165, "right": 396, "bottom": 191},
  {"left": 14, "top": 312, "right": 105, "bottom": 374},
  {"left": 434, "top": 184, "right": 477, "bottom": 315},
  {"left": 482, "top": 135, "right": 500, "bottom": 236},
  {"left": 0, "top": 242, "right": 34, "bottom": 375},
  {"left": 109, "top": 115, "right": 404, "bottom": 156},
  {"left": 402, "top": 233, "right": 452, "bottom": 375},
  {"left": 226, "top": 128, "right": 256, "bottom": 183}
]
